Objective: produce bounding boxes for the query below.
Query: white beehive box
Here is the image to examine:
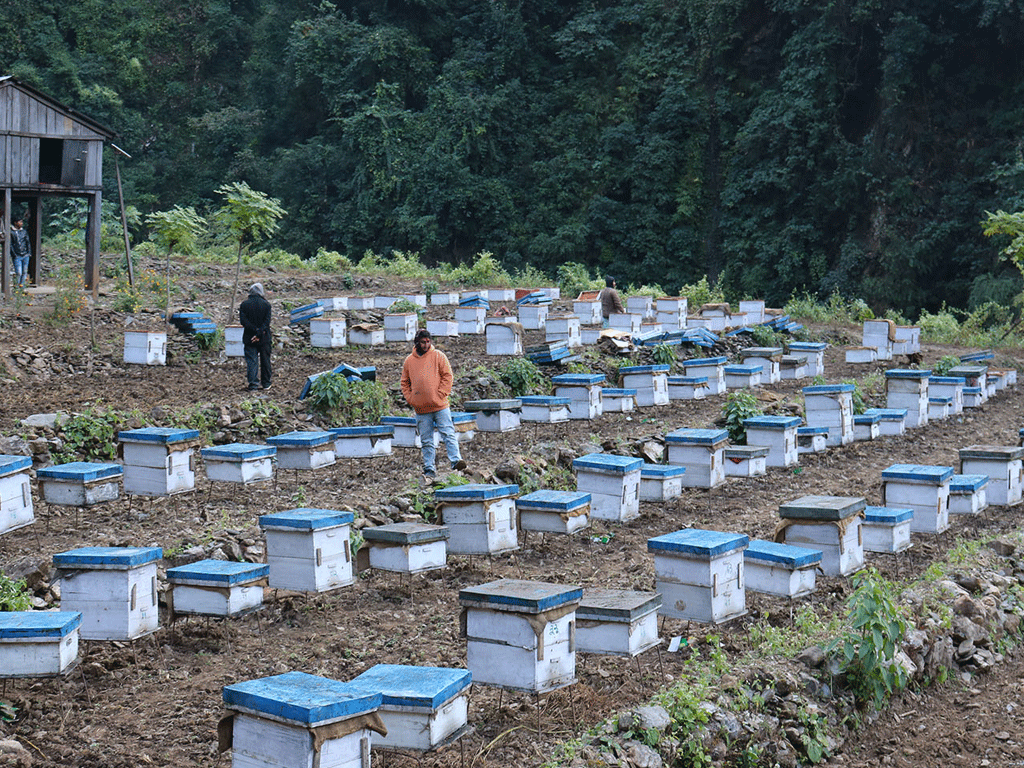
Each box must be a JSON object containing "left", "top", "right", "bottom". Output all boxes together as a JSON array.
[
  {"left": 743, "top": 540, "right": 821, "bottom": 598},
  {"left": 375, "top": 295, "right": 398, "bottom": 309},
  {"left": 725, "top": 364, "right": 762, "bottom": 390},
  {"left": 426, "top": 320, "right": 459, "bottom": 337},
  {"left": 225, "top": 325, "right": 245, "bottom": 357},
  {"left": 575, "top": 589, "right": 661, "bottom": 657},
  {"left": 123, "top": 330, "right": 166, "bottom": 365},
  {"left": 853, "top": 413, "right": 882, "bottom": 441},
  {"left": 619, "top": 365, "right": 670, "bottom": 407},
  {"left": 436, "top": 483, "right": 520, "bottom": 556},
  {"left": 265, "top": 431, "right": 336, "bottom": 470},
  {"left": 259, "top": 508, "right": 355, "bottom": 592},
  {"left": 519, "top": 396, "right": 570, "bottom": 424},
  {"left": 384, "top": 313, "right": 418, "bottom": 343},
  {"left": 0, "top": 611, "right": 81, "bottom": 678},
  {"left": 948, "top": 474, "right": 989, "bottom": 515},
  {"left": 201, "top": 443, "right": 276, "bottom": 485},
  {"left": 949, "top": 364, "right": 988, "bottom": 402},
  {"left": 779, "top": 355, "right": 808, "bottom": 381},
  {"left": 963, "top": 386, "right": 985, "bottom": 408},
  {"left": 959, "top": 445, "right": 1024, "bottom": 507},
  {"left": 636, "top": 462, "right": 684, "bottom": 500},
  {"left": 627, "top": 296, "right": 654, "bottom": 320},
  {"left": 609, "top": 313, "right": 642, "bottom": 334},
  {"left": 738, "top": 300, "right": 765, "bottom": 325},
  {"left": 573, "top": 300, "right": 602, "bottom": 326},
  {"left": 862, "top": 319, "right": 895, "bottom": 360},
  {"left": 581, "top": 327, "right": 603, "bottom": 345},
  {"left": 546, "top": 315, "right": 582, "bottom": 348},
  {"left": 861, "top": 506, "right": 913, "bottom": 553},
  {"left": 330, "top": 425, "right": 393, "bottom": 458},
  {"left": 668, "top": 375, "right": 708, "bottom": 400},
  {"left": 738, "top": 347, "right": 783, "bottom": 384},
  {"left": 485, "top": 322, "right": 523, "bottom": 356},
  {"left": 601, "top": 388, "right": 637, "bottom": 413},
  {"left": 786, "top": 342, "right": 827, "bottom": 377},
  {"left": 401, "top": 294, "right": 428, "bottom": 307},
  {"left": 928, "top": 396, "right": 952, "bottom": 421},
  {"left": 0, "top": 455, "right": 33, "bottom": 536},
  {"left": 723, "top": 445, "right": 769, "bottom": 477},
  {"left": 429, "top": 291, "right": 460, "bottom": 305},
  {"left": 455, "top": 306, "right": 486, "bottom": 334},
  {"left": 796, "top": 426, "right": 828, "bottom": 454},
  {"left": 451, "top": 411, "right": 477, "bottom": 444},
  {"left": 348, "top": 324, "right": 384, "bottom": 346},
  {"left": 118, "top": 427, "right": 199, "bottom": 497},
  {"left": 845, "top": 346, "right": 877, "bottom": 364},
  {"left": 881, "top": 464, "right": 952, "bottom": 534},
  {"left": 222, "top": 672, "right": 382, "bottom": 768},
  {"left": 679, "top": 357, "right": 726, "bottom": 395},
  {"left": 166, "top": 559, "right": 269, "bottom": 618},
  {"left": 929, "top": 376, "right": 965, "bottom": 414},
  {"left": 464, "top": 399, "right": 521, "bottom": 432},
  {"left": 380, "top": 416, "right": 437, "bottom": 449},
  {"left": 862, "top": 408, "right": 907, "bottom": 436},
  {"left": 309, "top": 317, "right": 347, "bottom": 348},
  {"left": 346, "top": 296, "right": 374, "bottom": 310},
  {"left": 665, "top": 428, "right": 729, "bottom": 488},
  {"left": 802, "top": 383, "right": 854, "bottom": 447},
  {"left": 316, "top": 296, "right": 348, "bottom": 311},
  {"left": 459, "top": 579, "right": 581, "bottom": 693},
  {"left": 519, "top": 305, "right": 548, "bottom": 330},
  {"left": 516, "top": 490, "right": 591, "bottom": 536},
  {"left": 656, "top": 297, "right": 688, "bottom": 329},
  {"left": 37, "top": 462, "right": 122, "bottom": 507},
  {"left": 743, "top": 416, "right": 800, "bottom": 467},
  {"left": 54, "top": 546, "right": 161, "bottom": 640},
  {"left": 362, "top": 522, "right": 449, "bottom": 574},
  {"left": 572, "top": 454, "right": 642, "bottom": 522},
  {"left": 552, "top": 373, "right": 605, "bottom": 419},
  {"left": 350, "top": 665, "right": 472, "bottom": 752},
  {"left": 777, "top": 496, "right": 866, "bottom": 577},
  {"left": 647, "top": 529, "right": 747, "bottom": 624},
  {"left": 893, "top": 325, "right": 920, "bottom": 354},
  {"left": 885, "top": 369, "right": 931, "bottom": 428}
]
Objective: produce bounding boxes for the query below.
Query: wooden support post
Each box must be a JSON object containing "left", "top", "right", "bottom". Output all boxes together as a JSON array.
[
  {"left": 2, "top": 187, "right": 9, "bottom": 298},
  {"left": 85, "top": 190, "right": 101, "bottom": 296}
]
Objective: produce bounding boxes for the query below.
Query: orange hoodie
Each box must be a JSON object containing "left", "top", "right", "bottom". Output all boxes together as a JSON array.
[{"left": 400, "top": 347, "right": 454, "bottom": 414}]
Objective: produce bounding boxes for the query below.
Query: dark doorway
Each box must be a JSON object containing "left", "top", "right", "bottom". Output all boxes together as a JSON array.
[{"left": 39, "top": 138, "right": 63, "bottom": 184}]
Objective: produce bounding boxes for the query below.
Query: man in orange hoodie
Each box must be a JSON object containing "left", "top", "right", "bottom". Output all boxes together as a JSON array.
[{"left": 400, "top": 329, "right": 467, "bottom": 482}]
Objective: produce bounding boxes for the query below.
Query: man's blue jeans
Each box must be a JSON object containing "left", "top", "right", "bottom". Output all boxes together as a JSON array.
[
  {"left": 416, "top": 407, "right": 461, "bottom": 475},
  {"left": 13, "top": 255, "right": 28, "bottom": 287}
]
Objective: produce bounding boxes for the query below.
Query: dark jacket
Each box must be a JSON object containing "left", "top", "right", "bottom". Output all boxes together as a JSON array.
[
  {"left": 238, "top": 294, "right": 272, "bottom": 349},
  {"left": 10, "top": 227, "right": 30, "bottom": 259}
]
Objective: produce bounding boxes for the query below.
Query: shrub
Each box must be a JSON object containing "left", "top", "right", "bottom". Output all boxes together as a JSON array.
[
  {"left": 311, "top": 248, "right": 352, "bottom": 272},
  {"left": 557, "top": 262, "right": 601, "bottom": 297},
  {"left": 0, "top": 573, "right": 32, "bottom": 611},
  {"left": 842, "top": 378, "right": 867, "bottom": 414},
  {"left": 932, "top": 355, "right": 961, "bottom": 376},
  {"left": 750, "top": 325, "right": 782, "bottom": 347},
  {"left": 46, "top": 266, "right": 87, "bottom": 326},
  {"left": 55, "top": 408, "right": 121, "bottom": 462},
  {"left": 625, "top": 283, "right": 664, "bottom": 298},
  {"left": 651, "top": 343, "right": 676, "bottom": 367},
  {"left": 680, "top": 275, "right": 725, "bottom": 306},
  {"left": 386, "top": 298, "right": 422, "bottom": 315},
  {"left": 422, "top": 279, "right": 440, "bottom": 298},
  {"left": 722, "top": 391, "right": 762, "bottom": 444},
  {"left": 499, "top": 358, "right": 543, "bottom": 396},
  {"left": 443, "top": 251, "right": 512, "bottom": 286},
  {"left": 195, "top": 329, "right": 224, "bottom": 352},
  {"left": 514, "top": 264, "right": 550, "bottom": 287},
  {"left": 305, "top": 374, "right": 391, "bottom": 425}
]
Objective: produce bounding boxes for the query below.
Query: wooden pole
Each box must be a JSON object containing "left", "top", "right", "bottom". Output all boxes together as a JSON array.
[
  {"left": 115, "top": 154, "right": 134, "bottom": 288},
  {"left": 2, "top": 187, "right": 9, "bottom": 298}
]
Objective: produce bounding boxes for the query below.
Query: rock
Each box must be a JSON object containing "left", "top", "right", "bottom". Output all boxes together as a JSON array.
[
  {"left": 795, "top": 645, "right": 825, "bottom": 668},
  {"left": 494, "top": 458, "right": 523, "bottom": 482},
  {"left": 987, "top": 539, "right": 1015, "bottom": 557},
  {"left": 620, "top": 704, "right": 672, "bottom": 733},
  {"left": 0, "top": 739, "right": 32, "bottom": 767},
  {"left": 953, "top": 594, "right": 986, "bottom": 620},
  {"left": 953, "top": 573, "right": 981, "bottom": 592},
  {"left": 0, "top": 436, "right": 30, "bottom": 456},
  {"left": 624, "top": 742, "right": 663, "bottom": 768},
  {"left": 391, "top": 496, "right": 412, "bottom": 512}
]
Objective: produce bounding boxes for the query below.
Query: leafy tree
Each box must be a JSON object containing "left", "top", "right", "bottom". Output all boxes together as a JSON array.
[{"left": 146, "top": 205, "right": 206, "bottom": 321}]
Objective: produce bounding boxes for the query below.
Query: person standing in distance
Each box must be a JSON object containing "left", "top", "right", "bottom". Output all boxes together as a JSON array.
[
  {"left": 10, "top": 216, "right": 30, "bottom": 288},
  {"left": 238, "top": 283, "right": 272, "bottom": 391},
  {"left": 400, "top": 329, "right": 466, "bottom": 482},
  {"left": 599, "top": 275, "right": 624, "bottom": 328}
]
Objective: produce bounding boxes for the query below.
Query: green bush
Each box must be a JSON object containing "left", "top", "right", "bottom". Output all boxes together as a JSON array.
[
  {"left": 680, "top": 275, "right": 725, "bottom": 307},
  {"left": 556, "top": 262, "right": 601, "bottom": 298},
  {"left": 514, "top": 264, "right": 550, "bottom": 287},
  {"left": 499, "top": 358, "right": 544, "bottom": 397},
  {"left": 195, "top": 329, "right": 224, "bottom": 352},
  {"left": 386, "top": 298, "right": 422, "bottom": 315},
  {"left": 625, "top": 283, "right": 664, "bottom": 298},
  {"left": 422, "top": 279, "right": 440, "bottom": 298},
  {"left": 651, "top": 343, "right": 676, "bottom": 367},
  {"left": 750, "top": 325, "right": 782, "bottom": 347},
  {"left": 443, "top": 251, "right": 512, "bottom": 286},
  {"left": 842, "top": 378, "right": 867, "bottom": 415},
  {"left": 311, "top": 248, "right": 353, "bottom": 272},
  {"left": 0, "top": 573, "right": 32, "bottom": 611},
  {"left": 932, "top": 355, "right": 961, "bottom": 376},
  {"left": 305, "top": 374, "right": 391, "bottom": 425},
  {"left": 56, "top": 408, "right": 121, "bottom": 462},
  {"left": 722, "top": 391, "right": 762, "bottom": 444}
]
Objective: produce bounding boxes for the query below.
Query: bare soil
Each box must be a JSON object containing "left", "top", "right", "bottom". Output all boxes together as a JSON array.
[{"left": 1, "top": 257, "right": 1023, "bottom": 767}]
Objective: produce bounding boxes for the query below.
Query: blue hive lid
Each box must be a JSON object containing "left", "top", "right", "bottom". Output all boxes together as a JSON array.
[
  {"left": 463, "top": 399, "right": 522, "bottom": 411},
  {"left": 37, "top": 462, "right": 123, "bottom": 482},
  {"left": 0, "top": 454, "right": 32, "bottom": 475},
  {"left": 265, "top": 431, "right": 334, "bottom": 448},
  {"left": 963, "top": 386, "right": 983, "bottom": 393},
  {"left": 380, "top": 416, "right": 418, "bottom": 427},
  {"left": 797, "top": 426, "right": 829, "bottom": 435},
  {"left": 884, "top": 369, "right": 932, "bottom": 379},
  {"left": 724, "top": 364, "right": 763, "bottom": 374},
  {"left": 744, "top": 540, "right": 822, "bottom": 568},
  {"left": 881, "top": 464, "right": 954, "bottom": 483},
  {"left": 551, "top": 373, "right": 606, "bottom": 385},
  {"left": 647, "top": 529, "right": 748, "bottom": 558},
  {"left": 802, "top": 384, "right": 855, "bottom": 394},
  {"left": 862, "top": 408, "right": 908, "bottom": 421},
  {"left": 740, "top": 347, "right": 784, "bottom": 356},
  {"left": 950, "top": 474, "right": 990, "bottom": 492},
  {"left": 787, "top": 342, "right": 827, "bottom": 351},
  {"left": 664, "top": 428, "right": 729, "bottom": 446},
  {"left": 520, "top": 396, "right": 571, "bottom": 406},
  {"left": 0, "top": 611, "right": 82, "bottom": 639},
  {"left": 53, "top": 546, "right": 162, "bottom": 569},
  {"left": 166, "top": 559, "right": 269, "bottom": 585},
  {"left": 451, "top": 412, "right": 476, "bottom": 425},
  {"left": 619, "top": 364, "right": 671, "bottom": 375},
  {"left": 433, "top": 483, "right": 519, "bottom": 501},
  {"left": 516, "top": 490, "right": 591, "bottom": 511},
  {"left": 362, "top": 522, "right": 450, "bottom": 545},
  {"left": 778, "top": 495, "right": 866, "bottom": 521},
  {"left": 854, "top": 413, "right": 882, "bottom": 424},
  {"left": 680, "top": 356, "right": 726, "bottom": 367},
  {"left": 641, "top": 463, "right": 686, "bottom": 478},
  {"left": 928, "top": 396, "right": 953, "bottom": 404},
  {"left": 259, "top": 508, "right": 354, "bottom": 530},
  {"left": 930, "top": 376, "right": 967, "bottom": 385},
  {"left": 572, "top": 453, "right": 644, "bottom": 473},
  {"left": 329, "top": 425, "right": 394, "bottom": 438},
  {"left": 863, "top": 505, "right": 914, "bottom": 524},
  {"left": 744, "top": 415, "right": 802, "bottom": 429},
  {"left": 223, "top": 672, "right": 382, "bottom": 726},
  {"left": 118, "top": 427, "right": 201, "bottom": 444},
  {"left": 201, "top": 443, "right": 276, "bottom": 461},
  {"left": 667, "top": 376, "right": 708, "bottom": 384},
  {"left": 601, "top": 388, "right": 638, "bottom": 397},
  {"left": 458, "top": 579, "right": 583, "bottom": 613},
  {"left": 350, "top": 665, "right": 472, "bottom": 709},
  {"left": 958, "top": 444, "right": 1024, "bottom": 461}
]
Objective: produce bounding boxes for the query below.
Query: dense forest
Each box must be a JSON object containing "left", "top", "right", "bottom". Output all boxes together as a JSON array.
[{"left": 3, "top": 0, "right": 1024, "bottom": 313}]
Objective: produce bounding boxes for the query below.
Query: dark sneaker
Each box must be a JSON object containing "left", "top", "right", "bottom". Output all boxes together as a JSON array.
[
  {"left": 247, "top": 385, "right": 260, "bottom": 391},
  {"left": 453, "top": 459, "right": 468, "bottom": 471},
  {"left": 422, "top": 472, "right": 437, "bottom": 485},
  {"left": 262, "top": 383, "right": 272, "bottom": 390}
]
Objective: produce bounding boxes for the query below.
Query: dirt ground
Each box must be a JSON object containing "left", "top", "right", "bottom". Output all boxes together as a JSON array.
[{"left": 1, "top": 257, "right": 1023, "bottom": 767}]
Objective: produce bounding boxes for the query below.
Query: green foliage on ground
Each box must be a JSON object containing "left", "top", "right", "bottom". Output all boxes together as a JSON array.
[
  {"left": 305, "top": 374, "right": 391, "bottom": 426},
  {"left": 722, "top": 391, "right": 762, "bottom": 444},
  {"left": 0, "top": 573, "right": 32, "bottom": 612},
  {"left": 498, "top": 358, "right": 544, "bottom": 397},
  {"left": 55, "top": 408, "right": 122, "bottom": 462}
]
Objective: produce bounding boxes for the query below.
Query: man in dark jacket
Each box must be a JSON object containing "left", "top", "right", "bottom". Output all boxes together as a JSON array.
[
  {"left": 238, "top": 283, "right": 272, "bottom": 391},
  {"left": 10, "top": 217, "right": 30, "bottom": 288}
]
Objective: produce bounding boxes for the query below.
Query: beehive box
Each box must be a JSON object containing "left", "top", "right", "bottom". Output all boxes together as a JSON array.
[
  {"left": 384, "top": 313, "right": 418, "bottom": 343},
  {"left": 259, "top": 509, "right": 355, "bottom": 592},
  {"left": 928, "top": 396, "right": 952, "bottom": 421},
  {"left": 929, "top": 376, "right": 965, "bottom": 414},
  {"left": 963, "top": 386, "right": 985, "bottom": 408},
  {"left": 627, "top": 296, "right": 654, "bottom": 319},
  {"left": 0, "top": 454, "right": 33, "bottom": 536},
  {"left": 201, "top": 443, "right": 276, "bottom": 485},
  {"left": 575, "top": 589, "right": 661, "bottom": 657},
  {"left": 265, "top": 431, "right": 336, "bottom": 470},
  {"left": 862, "top": 319, "right": 895, "bottom": 360},
  {"left": 435, "top": 484, "right": 520, "bottom": 556},
  {"left": 451, "top": 411, "right": 477, "bottom": 444},
  {"left": 639, "top": 463, "right": 686, "bottom": 501},
  {"left": 802, "top": 384, "right": 854, "bottom": 447},
  {"left": 552, "top": 373, "right": 605, "bottom": 420},
  {"left": 885, "top": 369, "right": 931, "bottom": 428},
  {"left": 656, "top": 297, "right": 688, "bottom": 329},
  {"left": 861, "top": 506, "right": 913, "bottom": 553},
  {"left": 724, "top": 364, "right": 762, "bottom": 390},
  {"left": 738, "top": 347, "right": 783, "bottom": 384},
  {"left": 0, "top": 611, "right": 81, "bottom": 678},
  {"left": 743, "top": 540, "right": 821, "bottom": 598},
  {"left": 348, "top": 324, "right": 385, "bottom": 346},
  {"left": 668, "top": 375, "right": 709, "bottom": 400},
  {"left": 330, "top": 425, "right": 393, "bottom": 458},
  {"left": 786, "top": 342, "right": 827, "bottom": 377},
  {"left": 430, "top": 291, "right": 461, "bottom": 305},
  {"left": 53, "top": 546, "right": 161, "bottom": 640},
  {"left": 347, "top": 296, "right": 375, "bottom": 310},
  {"left": 845, "top": 346, "right": 877, "bottom": 364},
  {"left": 743, "top": 416, "right": 800, "bottom": 467},
  {"left": 949, "top": 364, "right": 988, "bottom": 398},
  {"left": 455, "top": 306, "right": 486, "bottom": 335},
  {"left": 362, "top": 522, "right": 449, "bottom": 574},
  {"left": 647, "top": 529, "right": 748, "bottom": 624},
  {"left": 959, "top": 445, "right": 1024, "bottom": 507},
  {"left": 118, "top": 427, "right": 199, "bottom": 497},
  {"left": 573, "top": 300, "right": 602, "bottom": 326},
  {"left": 619, "top": 365, "right": 670, "bottom": 407},
  {"left": 948, "top": 474, "right": 989, "bottom": 515},
  {"left": 779, "top": 355, "right": 808, "bottom": 381},
  {"left": 680, "top": 356, "right": 726, "bottom": 395},
  {"left": 893, "top": 325, "right": 921, "bottom": 354},
  {"left": 738, "top": 300, "right": 765, "bottom": 324},
  {"left": 519, "top": 305, "right": 548, "bottom": 330},
  {"left": 309, "top": 317, "right": 347, "bottom": 348},
  {"left": 572, "top": 454, "right": 642, "bottom": 522},
  {"left": 665, "top": 428, "right": 729, "bottom": 488},
  {"left": 426, "top": 320, "right": 459, "bottom": 337},
  {"left": 853, "top": 412, "right": 882, "bottom": 441},
  {"left": 380, "top": 416, "right": 437, "bottom": 449},
  {"left": 459, "top": 579, "right": 582, "bottom": 693},
  {"left": 166, "top": 560, "right": 269, "bottom": 617},
  {"left": 37, "top": 462, "right": 122, "bottom": 507},
  {"left": 225, "top": 325, "right": 245, "bottom": 357},
  {"left": 723, "top": 445, "right": 769, "bottom": 477},
  {"left": 861, "top": 408, "right": 907, "bottom": 436},
  {"left": 881, "top": 464, "right": 952, "bottom": 534},
  {"left": 546, "top": 315, "right": 582, "bottom": 348},
  {"left": 519, "top": 396, "right": 570, "bottom": 424},
  {"left": 608, "top": 313, "right": 642, "bottom": 334},
  {"left": 777, "top": 495, "right": 866, "bottom": 576},
  {"left": 600, "top": 388, "right": 637, "bottom": 413},
  {"left": 516, "top": 490, "right": 591, "bottom": 535},
  {"left": 463, "top": 399, "right": 521, "bottom": 432},
  {"left": 123, "top": 330, "right": 166, "bottom": 365},
  {"left": 222, "top": 671, "right": 382, "bottom": 768},
  {"left": 349, "top": 665, "right": 472, "bottom": 752},
  {"left": 374, "top": 296, "right": 398, "bottom": 310},
  {"left": 485, "top": 322, "right": 523, "bottom": 356}
]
